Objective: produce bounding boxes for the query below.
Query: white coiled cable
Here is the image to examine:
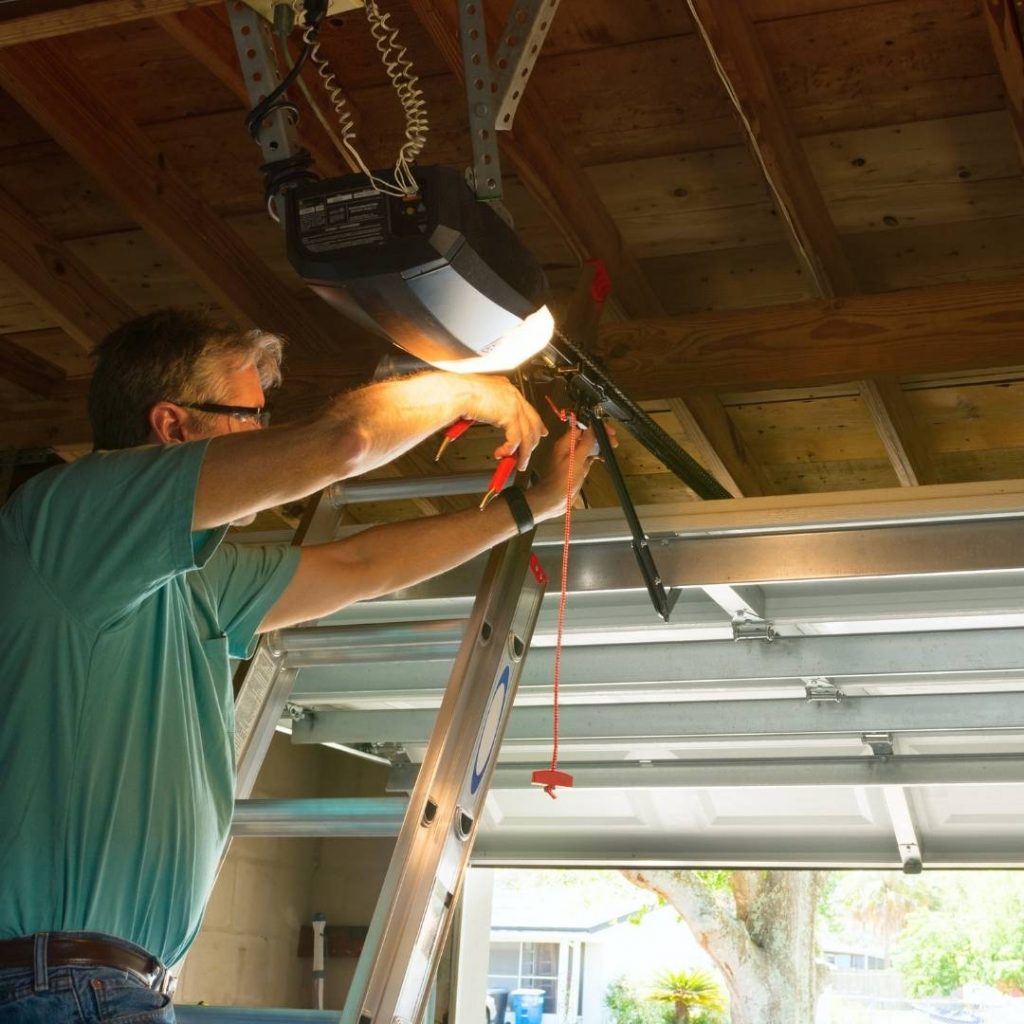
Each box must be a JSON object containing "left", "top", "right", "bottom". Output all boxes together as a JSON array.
[{"left": 293, "top": 0, "right": 428, "bottom": 197}]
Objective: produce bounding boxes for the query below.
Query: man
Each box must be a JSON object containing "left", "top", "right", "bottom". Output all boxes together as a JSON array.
[{"left": 0, "top": 309, "right": 600, "bottom": 1023}]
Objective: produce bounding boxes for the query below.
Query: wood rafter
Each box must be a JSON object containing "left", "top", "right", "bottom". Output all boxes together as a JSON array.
[
  {"left": 0, "top": 0, "right": 220, "bottom": 47},
  {"left": 982, "top": 0, "right": 1024, "bottom": 165},
  {"left": 0, "top": 334, "right": 67, "bottom": 398},
  {"left": 595, "top": 275, "right": 1024, "bottom": 398},
  {"left": 0, "top": 38, "right": 370, "bottom": 362},
  {"left": 0, "top": 185, "right": 135, "bottom": 351},
  {"left": 155, "top": 6, "right": 355, "bottom": 178},
  {"left": 685, "top": 0, "right": 936, "bottom": 485}
]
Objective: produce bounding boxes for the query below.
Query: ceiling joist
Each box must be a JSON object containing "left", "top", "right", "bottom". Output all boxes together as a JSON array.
[
  {"left": 0, "top": 0, "right": 220, "bottom": 48},
  {"left": 595, "top": 274, "right": 1024, "bottom": 398},
  {"left": 0, "top": 185, "right": 135, "bottom": 352},
  {"left": 982, "top": 0, "right": 1024, "bottom": 165}
]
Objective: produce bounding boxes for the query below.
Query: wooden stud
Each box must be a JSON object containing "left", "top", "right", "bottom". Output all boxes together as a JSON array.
[
  {"left": 982, "top": 0, "right": 1024, "bottom": 166},
  {"left": 0, "top": 333, "right": 66, "bottom": 398},
  {"left": 0, "top": 185, "right": 135, "bottom": 351},
  {"left": 858, "top": 378, "right": 941, "bottom": 486},
  {"left": 0, "top": 0, "right": 220, "bottom": 48},
  {"left": 668, "top": 395, "right": 772, "bottom": 497}
]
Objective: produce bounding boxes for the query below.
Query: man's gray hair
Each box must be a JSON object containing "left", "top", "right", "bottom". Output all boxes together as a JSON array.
[{"left": 88, "top": 309, "right": 285, "bottom": 450}]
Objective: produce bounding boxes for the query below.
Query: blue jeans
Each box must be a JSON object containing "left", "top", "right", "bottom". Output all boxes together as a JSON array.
[{"left": 0, "top": 934, "right": 175, "bottom": 1023}]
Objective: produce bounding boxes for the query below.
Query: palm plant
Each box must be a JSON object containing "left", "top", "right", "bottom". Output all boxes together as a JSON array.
[{"left": 648, "top": 969, "right": 726, "bottom": 1024}]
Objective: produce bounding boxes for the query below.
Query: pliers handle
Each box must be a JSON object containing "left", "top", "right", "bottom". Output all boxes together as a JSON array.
[{"left": 434, "top": 417, "right": 519, "bottom": 510}]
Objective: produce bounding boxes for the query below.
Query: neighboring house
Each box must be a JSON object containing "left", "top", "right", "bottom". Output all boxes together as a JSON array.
[
  {"left": 486, "top": 900, "right": 716, "bottom": 1024},
  {"left": 820, "top": 942, "right": 903, "bottom": 1001}
]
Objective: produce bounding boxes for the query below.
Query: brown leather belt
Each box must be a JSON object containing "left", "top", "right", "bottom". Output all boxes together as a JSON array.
[{"left": 0, "top": 934, "right": 170, "bottom": 992}]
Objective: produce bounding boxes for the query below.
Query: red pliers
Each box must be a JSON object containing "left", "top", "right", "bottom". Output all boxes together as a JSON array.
[{"left": 435, "top": 418, "right": 519, "bottom": 510}]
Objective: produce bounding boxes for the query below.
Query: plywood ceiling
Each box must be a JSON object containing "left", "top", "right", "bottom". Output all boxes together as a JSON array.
[{"left": 1, "top": 0, "right": 1023, "bottom": 520}]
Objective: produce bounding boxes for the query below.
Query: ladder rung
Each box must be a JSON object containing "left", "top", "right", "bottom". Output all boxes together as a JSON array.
[
  {"left": 329, "top": 473, "right": 491, "bottom": 506},
  {"left": 231, "top": 799, "right": 407, "bottom": 838},
  {"left": 272, "top": 621, "right": 466, "bottom": 665}
]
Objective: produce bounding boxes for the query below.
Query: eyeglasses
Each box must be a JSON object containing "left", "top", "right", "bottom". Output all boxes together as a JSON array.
[{"left": 171, "top": 400, "right": 271, "bottom": 428}]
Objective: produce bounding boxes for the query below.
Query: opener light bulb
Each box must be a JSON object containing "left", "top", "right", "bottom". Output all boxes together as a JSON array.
[{"left": 430, "top": 305, "right": 554, "bottom": 374}]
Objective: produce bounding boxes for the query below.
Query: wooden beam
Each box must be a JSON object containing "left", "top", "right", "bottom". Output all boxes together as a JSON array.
[
  {"left": 0, "top": 38, "right": 357, "bottom": 359},
  {"left": 154, "top": 7, "right": 353, "bottom": 178},
  {"left": 667, "top": 395, "right": 772, "bottom": 497},
  {"left": 0, "top": 185, "right": 135, "bottom": 350},
  {"left": 0, "top": 0, "right": 220, "bottom": 47},
  {"left": 0, "top": 334, "right": 66, "bottom": 398},
  {"left": 858, "top": 378, "right": 940, "bottom": 487},
  {"left": 983, "top": 0, "right": 1024, "bottom": 165},
  {"left": 594, "top": 275, "right": 1024, "bottom": 399},
  {"left": 685, "top": 0, "right": 856, "bottom": 298},
  {"left": 406, "top": 0, "right": 663, "bottom": 321}
]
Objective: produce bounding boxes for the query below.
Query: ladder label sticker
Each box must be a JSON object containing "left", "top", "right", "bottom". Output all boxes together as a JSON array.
[{"left": 471, "top": 666, "right": 510, "bottom": 794}]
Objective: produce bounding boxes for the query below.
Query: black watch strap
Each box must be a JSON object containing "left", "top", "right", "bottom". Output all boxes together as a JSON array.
[{"left": 501, "top": 485, "right": 535, "bottom": 535}]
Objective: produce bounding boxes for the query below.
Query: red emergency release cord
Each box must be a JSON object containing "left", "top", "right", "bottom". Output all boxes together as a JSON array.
[{"left": 532, "top": 401, "right": 579, "bottom": 799}]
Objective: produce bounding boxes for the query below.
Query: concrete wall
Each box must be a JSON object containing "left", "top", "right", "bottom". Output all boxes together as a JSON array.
[
  {"left": 174, "top": 737, "right": 398, "bottom": 1014},
  {"left": 174, "top": 734, "right": 324, "bottom": 1008},
  {"left": 308, "top": 753, "right": 396, "bottom": 1011}
]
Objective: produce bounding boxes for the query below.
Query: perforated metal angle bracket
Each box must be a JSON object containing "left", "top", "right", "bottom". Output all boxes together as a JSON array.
[
  {"left": 492, "top": 0, "right": 562, "bottom": 130},
  {"left": 458, "top": 0, "right": 503, "bottom": 201},
  {"left": 226, "top": 2, "right": 300, "bottom": 165}
]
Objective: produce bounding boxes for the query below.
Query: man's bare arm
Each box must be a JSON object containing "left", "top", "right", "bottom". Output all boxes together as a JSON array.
[
  {"left": 259, "top": 425, "right": 598, "bottom": 630},
  {"left": 192, "top": 372, "right": 546, "bottom": 530}
]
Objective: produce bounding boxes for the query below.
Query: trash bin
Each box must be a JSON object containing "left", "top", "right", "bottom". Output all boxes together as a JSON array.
[
  {"left": 487, "top": 988, "right": 509, "bottom": 1024},
  {"left": 509, "top": 988, "right": 546, "bottom": 1024}
]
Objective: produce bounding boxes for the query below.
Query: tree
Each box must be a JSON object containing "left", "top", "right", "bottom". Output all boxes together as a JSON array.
[
  {"left": 830, "top": 871, "right": 933, "bottom": 962},
  {"left": 649, "top": 968, "right": 727, "bottom": 1024},
  {"left": 622, "top": 870, "right": 825, "bottom": 1024}
]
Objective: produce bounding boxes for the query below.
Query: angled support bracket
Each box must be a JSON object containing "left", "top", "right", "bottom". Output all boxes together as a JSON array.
[
  {"left": 457, "top": 0, "right": 561, "bottom": 199},
  {"left": 882, "top": 785, "right": 924, "bottom": 874},
  {"left": 493, "top": 0, "right": 562, "bottom": 129}
]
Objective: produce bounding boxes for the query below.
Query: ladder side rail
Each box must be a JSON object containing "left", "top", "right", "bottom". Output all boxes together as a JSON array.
[{"left": 337, "top": 531, "right": 546, "bottom": 1024}]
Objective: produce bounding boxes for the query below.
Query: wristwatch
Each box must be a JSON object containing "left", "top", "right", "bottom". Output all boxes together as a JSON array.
[{"left": 500, "top": 485, "right": 535, "bottom": 535}]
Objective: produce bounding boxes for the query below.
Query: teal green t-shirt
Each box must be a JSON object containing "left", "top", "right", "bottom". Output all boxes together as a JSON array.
[{"left": 0, "top": 441, "right": 300, "bottom": 965}]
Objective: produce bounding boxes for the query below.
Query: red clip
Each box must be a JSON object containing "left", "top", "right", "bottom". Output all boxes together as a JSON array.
[
  {"left": 529, "top": 554, "right": 548, "bottom": 585},
  {"left": 479, "top": 454, "right": 518, "bottom": 510},
  {"left": 586, "top": 258, "right": 611, "bottom": 309},
  {"left": 435, "top": 417, "right": 474, "bottom": 461},
  {"left": 531, "top": 767, "right": 574, "bottom": 799}
]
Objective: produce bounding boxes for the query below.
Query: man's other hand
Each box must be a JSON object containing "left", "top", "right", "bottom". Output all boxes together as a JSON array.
[
  {"left": 527, "top": 420, "right": 618, "bottom": 522},
  {"left": 453, "top": 374, "right": 548, "bottom": 470}
]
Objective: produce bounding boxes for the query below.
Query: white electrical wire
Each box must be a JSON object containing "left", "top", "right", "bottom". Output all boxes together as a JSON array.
[{"left": 292, "top": 0, "right": 428, "bottom": 197}]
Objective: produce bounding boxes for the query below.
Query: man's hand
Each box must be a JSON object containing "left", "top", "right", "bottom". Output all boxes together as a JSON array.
[
  {"left": 451, "top": 373, "right": 548, "bottom": 470},
  {"left": 525, "top": 419, "right": 616, "bottom": 522}
]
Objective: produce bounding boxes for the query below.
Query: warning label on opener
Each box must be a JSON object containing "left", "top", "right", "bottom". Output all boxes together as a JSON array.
[{"left": 297, "top": 188, "right": 389, "bottom": 253}]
